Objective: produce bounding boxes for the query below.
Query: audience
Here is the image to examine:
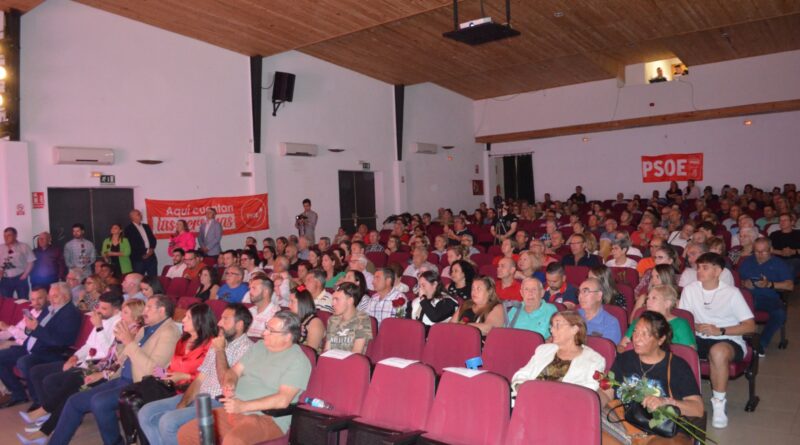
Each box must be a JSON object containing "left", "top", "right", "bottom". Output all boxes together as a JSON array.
[
  {"left": 543, "top": 263, "right": 578, "bottom": 308},
  {"left": 495, "top": 257, "right": 521, "bottom": 301},
  {"left": 288, "top": 289, "right": 325, "bottom": 352},
  {"left": 217, "top": 266, "right": 248, "bottom": 303},
  {"left": 506, "top": 278, "right": 557, "bottom": 339},
  {"left": 577, "top": 278, "right": 621, "bottom": 343},
  {"left": 358, "top": 268, "right": 403, "bottom": 326}
]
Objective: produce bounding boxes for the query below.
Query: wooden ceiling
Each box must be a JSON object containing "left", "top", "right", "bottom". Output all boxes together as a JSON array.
[{"left": 7, "top": 0, "right": 800, "bottom": 99}]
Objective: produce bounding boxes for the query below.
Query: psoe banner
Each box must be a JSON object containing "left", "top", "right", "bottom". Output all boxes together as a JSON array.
[
  {"left": 145, "top": 194, "right": 269, "bottom": 239},
  {"left": 641, "top": 153, "right": 703, "bottom": 183}
]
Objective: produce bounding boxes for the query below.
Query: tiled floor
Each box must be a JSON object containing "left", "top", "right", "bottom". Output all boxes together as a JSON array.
[{"left": 0, "top": 289, "right": 798, "bottom": 444}]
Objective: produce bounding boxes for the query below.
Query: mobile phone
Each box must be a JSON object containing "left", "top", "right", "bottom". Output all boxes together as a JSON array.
[{"left": 22, "top": 309, "right": 32, "bottom": 319}]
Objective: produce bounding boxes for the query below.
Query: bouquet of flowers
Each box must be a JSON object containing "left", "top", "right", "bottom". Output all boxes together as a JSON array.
[
  {"left": 392, "top": 297, "right": 407, "bottom": 318},
  {"left": 594, "top": 370, "right": 715, "bottom": 444}
]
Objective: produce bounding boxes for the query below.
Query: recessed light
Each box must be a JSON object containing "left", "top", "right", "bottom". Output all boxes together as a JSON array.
[
  {"left": 582, "top": 136, "right": 590, "bottom": 143},
  {"left": 553, "top": 11, "right": 564, "bottom": 18},
  {"left": 743, "top": 119, "right": 752, "bottom": 126}
]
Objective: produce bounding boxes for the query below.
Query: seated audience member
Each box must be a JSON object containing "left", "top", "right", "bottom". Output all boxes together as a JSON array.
[
  {"left": 383, "top": 235, "right": 401, "bottom": 257},
  {"left": 460, "top": 234, "right": 480, "bottom": 257},
  {"left": 618, "top": 285, "right": 695, "bottom": 352},
  {"left": 739, "top": 238, "right": 793, "bottom": 352},
  {"left": 506, "top": 278, "right": 557, "bottom": 340},
  {"left": 561, "top": 233, "right": 601, "bottom": 267},
  {"left": 492, "top": 238, "right": 518, "bottom": 267},
  {"left": 296, "top": 236, "right": 311, "bottom": 261},
  {"left": 239, "top": 251, "right": 261, "bottom": 282},
  {"left": 633, "top": 244, "right": 678, "bottom": 295},
  {"left": 546, "top": 231, "right": 568, "bottom": 256},
  {"left": 22, "top": 291, "right": 122, "bottom": 437},
  {"left": 615, "top": 232, "right": 642, "bottom": 258},
  {"left": 20, "top": 299, "right": 144, "bottom": 442},
  {"left": 721, "top": 205, "right": 742, "bottom": 232},
  {"left": 756, "top": 204, "right": 778, "bottom": 231},
  {"left": 176, "top": 311, "right": 312, "bottom": 445},
  {"left": 589, "top": 265, "right": 627, "bottom": 310},
  {"left": 667, "top": 222, "right": 695, "bottom": 249},
  {"left": 0, "top": 287, "right": 45, "bottom": 349},
  {"left": 729, "top": 227, "right": 757, "bottom": 266},
  {"left": 320, "top": 251, "right": 345, "bottom": 287},
  {"left": 634, "top": 236, "right": 666, "bottom": 278},
  {"left": 140, "top": 275, "right": 165, "bottom": 300},
  {"left": 260, "top": 246, "right": 276, "bottom": 270},
  {"left": 678, "top": 252, "right": 755, "bottom": 429},
  {"left": 729, "top": 215, "right": 756, "bottom": 248},
  {"left": 358, "top": 268, "right": 403, "bottom": 326},
  {"left": 245, "top": 274, "right": 280, "bottom": 338},
  {"left": 288, "top": 289, "right": 325, "bottom": 352},
  {"left": 604, "top": 238, "right": 638, "bottom": 269},
  {"left": 707, "top": 236, "right": 734, "bottom": 270},
  {"left": 65, "top": 268, "right": 85, "bottom": 306},
  {"left": 325, "top": 283, "right": 373, "bottom": 354},
  {"left": 431, "top": 235, "right": 448, "bottom": 259},
  {"left": 451, "top": 276, "right": 504, "bottom": 336},
  {"left": 303, "top": 268, "right": 333, "bottom": 313},
  {"left": 631, "top": 263, "right": 677, "bottom": 320},
  {"left": 600, "top": 311, "right": 704, "bottom": 440},
  {"left": 217, "top": 266, "right": 248, "bottom": 303},
  {"left": 769, "top": 213, "right": 800, "bottom": 277},
  {"left": 403, "top": 246, "right": 437, "bottom": 277},
  {"left": 164, "top": 248, "right": 187, "bottom": 279},
  {"left": 269, "top": 257, "right": 291, "bottom": 306},
  {"left": 77, "top": 274, "right": 106, "bottom": 312},
  {"left": 346, "top": 253, "right": 374, "bottom": 291},
  {"left": 364, "top": 231, "right": 384, "bottom": 254},
  {"left": 283, "top": 245, "right": 300, "bottom": 273},
  {"left": 577, "top": 278, "right": 621, "bottom": 343},
  {"left": 514, "top": 250, "right": 545, "bottom": 282},
  {"left": 543, "top": 262, "right": 578, "bottom": 308},
  {"left": 0, "top": 282, "right": 82, "bottom": 410},
  {"left": 445, "top": 217, "right": 472, "bottom": 247},
  {"left": 341, "top": 269, "right": 368, "bottom": 300},
  {"left": 291, "top": 261, "right": 312, "bottom": 288},
  {"left": 511, "top": 310, "right": 604, "bottom": 399},
  {"left": 631, "top": 215, "right": 657, "bottom": 250},
  {"left": 440, "top": 245, "right": 465, "bottom": 279},
  {"left": 181, "top": 250, "right": 204, "bottom": 281},
  {"left": 528, "top": 238, "right": 558, "bottom": 267},
  {"left": 495, "top": 257, "right": 522, "bottom": 301},
  {"left": 138, "top": 304, "right": 254, "bottom": 445},
  {"left": 117, "top": 303, "right": 216, "bottom": 444},
  {"left": 679, "top": 242, "right": 735, "bottom": 288},
  {"left": 410, "top": 270, "right": 459, "bottom": 331},
  {"left": 46, "top": 295, "right": 181, "bottom": 445},
  {"left": 446, "top": 260, "right": 475, "bottom": 301},
  {"left": 121, "top": 273, "right": 146, "bottom": 302},
  {"left": 195, "top": 267, "right": 220, "bottom": 302},
  {"left": 318, "top": 236, "right": 331, "bottom": 253}
]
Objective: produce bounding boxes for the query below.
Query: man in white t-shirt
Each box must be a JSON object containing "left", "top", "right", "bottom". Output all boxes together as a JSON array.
[
  {"left": 164, "top": 249, "right": 188, "bottom": 279},
  {"left": 245, "top": 273, "right": 280, "bottom": 338},
  {"left": 678, "top": 242, "right": 734, "bottom": 288},
  {"left": 679, "top": 252, "right": 755, "bottom": 430}
]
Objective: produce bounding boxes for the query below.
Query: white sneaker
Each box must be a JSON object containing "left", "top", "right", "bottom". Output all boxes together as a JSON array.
[{"left": 711, "top": 397, "right": 728, "bottom": 428}]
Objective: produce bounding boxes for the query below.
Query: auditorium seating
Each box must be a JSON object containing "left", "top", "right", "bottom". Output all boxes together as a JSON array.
[
  {"left": 421, "top": 323, "right": 482, "bottom": 375},
  {"left": 481, "top": 327, "right": 543, "bottom": 381},
  {"left": 365, "top": 318, "right": 425, "bottom": 364}
]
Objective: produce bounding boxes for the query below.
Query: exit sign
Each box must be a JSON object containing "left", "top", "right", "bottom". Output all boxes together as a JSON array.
[
  {"left": 100, "top": 175, "right": 116, "bottom": 185},
  {"left": 361, "top": 162, "right": 371, "bottom": 170}
]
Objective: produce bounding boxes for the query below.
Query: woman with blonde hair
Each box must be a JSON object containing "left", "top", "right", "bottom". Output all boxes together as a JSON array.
[{"left": 618, "top": 285, "right": 695, "bottom": 352}]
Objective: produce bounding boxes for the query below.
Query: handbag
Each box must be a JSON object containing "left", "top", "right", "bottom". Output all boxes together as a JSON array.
[
  {"left": 622, "top": 352, "right": 680, "bottom": 438},
  {"left": 118, "top": 376, "right": 179, "bottom": 445}
]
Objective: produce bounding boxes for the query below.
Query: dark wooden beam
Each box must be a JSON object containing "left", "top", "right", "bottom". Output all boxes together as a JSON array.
[{"left": 475, "top": 99, "right": 800, "bottom": 144}]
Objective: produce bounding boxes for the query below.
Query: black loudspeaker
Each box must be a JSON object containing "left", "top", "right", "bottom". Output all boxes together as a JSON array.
[{"left": 272, "top": 72, "right": 296, "bottom": 102}]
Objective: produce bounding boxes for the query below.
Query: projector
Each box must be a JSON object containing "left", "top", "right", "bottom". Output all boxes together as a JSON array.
[{"left": 459, "top": 17, "right": 493, "bottom": 29}]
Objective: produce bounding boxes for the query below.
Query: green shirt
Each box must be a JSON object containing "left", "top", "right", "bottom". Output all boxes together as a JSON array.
[
  {"left": 326, "top": 311, "right": 373, "bottom": 352},
  {"left": 235, "top": 343, "right": 312, "bottom": 433},
  {"left": 507, "top": 302, "right": 558, "bottom": 339},
  {"left": 626, "top": 316, "right": 697, "bottom": 348}
]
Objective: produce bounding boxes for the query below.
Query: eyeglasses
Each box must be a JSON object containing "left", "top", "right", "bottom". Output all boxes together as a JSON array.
[
  {"left": 265, "top": 327, "right": 287, "bottom": 335},
  {"left": 579, "top": 288, "right": 601, "bottom": 294}
]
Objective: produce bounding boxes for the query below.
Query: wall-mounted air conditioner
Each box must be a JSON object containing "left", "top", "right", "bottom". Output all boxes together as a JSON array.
[
  {"left": 412, "top": 142, "right": 438, "bottom": 154},
  {"left": 53, "top": 146, "right": 115, "bottom": 165},
  {"left": 279, "top": 142, "right": 318, "bottom": 157}
]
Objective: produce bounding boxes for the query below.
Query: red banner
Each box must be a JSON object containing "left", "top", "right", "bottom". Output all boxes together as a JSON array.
[
  {"left": 641, "top": 153, "right": 703, "bottom": 183},
  {"left": 145, "top": 194, "right": 269, "bottom": 239}
]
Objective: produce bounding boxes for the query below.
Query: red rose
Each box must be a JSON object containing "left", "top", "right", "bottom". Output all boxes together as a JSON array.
[
  {"left": 88, "top": 348, "right": 97, "bottom": 357},
  {"left": 593, "top": 370, "right": 603, "bottom": 381},
  {"left": 599, "top": 379, "right": 612, "bottom": 391},
  {"left": 392, "top": 298, "right": 406, "bottom": 308}
]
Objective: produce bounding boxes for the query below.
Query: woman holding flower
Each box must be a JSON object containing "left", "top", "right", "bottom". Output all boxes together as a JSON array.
[{"left": 600, "top": 311, "right": 704, "bottom": 444}]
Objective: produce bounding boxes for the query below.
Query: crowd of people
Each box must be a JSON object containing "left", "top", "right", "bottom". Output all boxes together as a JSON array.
[{"left": 0, "top": 183, "right": 797, "bottom": 443}]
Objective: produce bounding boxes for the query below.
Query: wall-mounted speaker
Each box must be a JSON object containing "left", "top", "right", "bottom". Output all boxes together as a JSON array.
[{"left": 272, "top": 72, "right": 296, "bottom": 103}]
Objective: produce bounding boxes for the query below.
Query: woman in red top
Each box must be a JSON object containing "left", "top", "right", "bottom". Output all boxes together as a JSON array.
[
  {"left": 162, "top": 303, "right": 217, "bottom": 389},
  {"left": 167, "top": 220, "right": 197, "bottom": 256}
]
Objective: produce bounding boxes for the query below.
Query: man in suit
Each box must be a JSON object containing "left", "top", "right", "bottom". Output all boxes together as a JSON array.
[
  {"left": 0, "top": 282, "right": 82, "bottom": 409},
  {"left": 48, "top": 294, "right": 181, "bottom": 445},
  {"left": 198, "top": 207, "right": 223, "bottom": 260},
  {"left": 124, "top": 209, "right": 159, "bottom": 277}
]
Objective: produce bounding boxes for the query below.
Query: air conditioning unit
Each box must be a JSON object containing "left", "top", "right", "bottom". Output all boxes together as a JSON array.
[
  {"left": 279, "top": 142, "right": 318, "bottom": 157},
  {"left": 412, "top": 142, "right": 438, "bottom": 154},
  {"left": 53, "top": 146, "right": 115, "bottom": 165}
]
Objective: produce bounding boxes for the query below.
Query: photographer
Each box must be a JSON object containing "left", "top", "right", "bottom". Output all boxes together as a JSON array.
[{"left": 294, "top": 199, "right": 318, "bottom": 243}]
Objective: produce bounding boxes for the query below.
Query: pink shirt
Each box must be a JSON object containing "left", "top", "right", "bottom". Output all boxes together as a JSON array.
[{"left": 168, "top": 231, "right": 197, "bottom": 255}]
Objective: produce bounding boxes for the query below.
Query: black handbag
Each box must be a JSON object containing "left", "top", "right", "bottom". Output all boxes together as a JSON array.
[
  {"left": 118, "top": 376, "right": 179, "bottom": 445},
  {"left": 623, "top": 353, "right": 680, "bottom": 438}
]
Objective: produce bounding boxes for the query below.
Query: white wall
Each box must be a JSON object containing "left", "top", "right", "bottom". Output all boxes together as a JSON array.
[
  {"left": 402, "top": 83, "right": 485, "bottom": 215},
  {"left": 477, "top": 50, "right": 800, "bottom": 201},
  {"left": 18, "top": 0, "right": 253, "bottom": 265}
]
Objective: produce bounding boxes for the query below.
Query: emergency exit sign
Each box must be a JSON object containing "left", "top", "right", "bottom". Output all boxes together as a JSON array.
[{"left": 100, "top": 175, "right": 116, "bottom": 185}]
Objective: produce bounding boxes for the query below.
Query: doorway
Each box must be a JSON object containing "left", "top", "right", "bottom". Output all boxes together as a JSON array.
[
  {"left": 47, "top": 188, "right": 135, "bottom": 252},
  {"left": 338, "top": 171, "right": 377, "bottom": 233},
  {"left": 502, "top": 154, "right": 534, "bottom": 203}
]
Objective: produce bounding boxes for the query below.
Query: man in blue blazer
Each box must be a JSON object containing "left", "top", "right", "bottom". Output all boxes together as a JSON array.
[
  {"left": 0, "top": 282, "right": 81, "bottom": 409},
  {"left": 198, "top": 207, "right": 223, "bottom": 259}
]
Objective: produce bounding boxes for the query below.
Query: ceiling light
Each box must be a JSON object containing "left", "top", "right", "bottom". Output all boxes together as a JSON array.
[
  {"left": 0, "top": 66, "right": 6, "bottom": 80},
  {"left": 582, "top": 136, "right": 590, "bottom": 143},
  {"left": 743, "top": 119, "right": 752, "bottom": 126},
  {"left": 553, "top": 12, "right": 564, "bottom": 18}
]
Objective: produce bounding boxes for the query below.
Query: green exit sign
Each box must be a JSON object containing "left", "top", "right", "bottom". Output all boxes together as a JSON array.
[
  {"left": 100, "top": 175, "right": 115, "bottom": 185},
  {"left": 361, "top": 162, "right": 370, "bottom": 170}
]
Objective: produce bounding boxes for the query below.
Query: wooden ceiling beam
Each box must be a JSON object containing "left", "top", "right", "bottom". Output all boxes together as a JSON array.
[{"left": 475, "top": 99, "right": 800, "bottom": 144}]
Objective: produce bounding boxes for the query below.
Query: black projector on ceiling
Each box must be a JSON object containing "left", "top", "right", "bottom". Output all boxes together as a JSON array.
[{"left": 443, "top": 20, "right": 521, "bottom": 46}]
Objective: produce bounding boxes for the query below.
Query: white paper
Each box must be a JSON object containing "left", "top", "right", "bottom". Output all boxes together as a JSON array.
[
  {"left": 443, "top": 367, "right": 487, "bottom": 378},
  {"left": 378, "top": 357, "right": 418, "bottom": 369},
  {"left": 320, "top": 349, "right": 354, "bottom": 360}
]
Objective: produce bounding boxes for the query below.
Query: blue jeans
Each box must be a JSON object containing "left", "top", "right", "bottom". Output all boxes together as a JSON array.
[
  {"left": 138, "top": 394, "right": 221, "bottom": 445},
  {"left": 49, "top": 377, "right": 133, "bottom": 445},
  {"left": 754, "top": 295, "right": 787, "bottom": 350},
  {"left": 0, "top": 275, "right": 29, "bottom": 299}
]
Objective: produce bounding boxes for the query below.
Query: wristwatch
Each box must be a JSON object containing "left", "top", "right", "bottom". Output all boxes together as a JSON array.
[{"left": 720, "top": 327, "right": 727, "bottom": 336}]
